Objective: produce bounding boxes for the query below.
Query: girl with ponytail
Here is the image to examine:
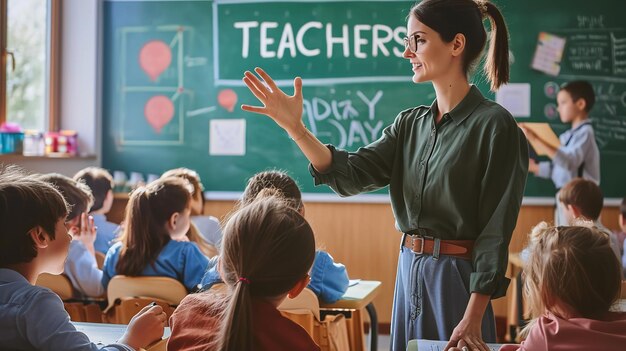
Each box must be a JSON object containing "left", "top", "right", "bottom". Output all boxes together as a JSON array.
[
  {"left": 240, "top": 0, "right": 528, "bottom": 350},
  {"left": 101, "top": 177, "right": 210, "bottom": 292},
  {"left": 168, "top": 194, "right": 319, "bottom": 351}
]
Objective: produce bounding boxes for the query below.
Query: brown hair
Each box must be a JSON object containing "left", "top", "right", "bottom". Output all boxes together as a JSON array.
[
  {"left": 36, "top": 173, "right": 93, "bottom": 223},
  {"left": 560, "top": 80, "right": 596, "bottom": 113},
  {"left": 116, "top": 177, "right": 192, "bottom": 276},
  {"left": 241, "top": 170, "right": 303, "bottom": 212},
  {"left": 524, "top": 223, "right": 621, "bottom": 324},
  {"left": 215, "top": 195, "right": 315, "bottom": 351},
  {"left": 161, "top": 168, "right": 218, "bottom": 257},
  {"left": 558, "top": 178, "right": 603, "bottom": 221},
  {"left": 162, "top": 168, "right": 205, "bottom": 215},
  {"left": 410, "top": 0, "right": 509, "bottom": 91},
  {"left": 74, "top": 167, "right": 114, "bottom": 212},
  {"left": 0, "top": 166, "right": 68, "bottom": 265}
]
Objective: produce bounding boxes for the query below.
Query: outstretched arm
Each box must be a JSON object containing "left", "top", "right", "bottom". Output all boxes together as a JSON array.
[{"left": 241, "top": 68, "right": 332, "bottom": 173}]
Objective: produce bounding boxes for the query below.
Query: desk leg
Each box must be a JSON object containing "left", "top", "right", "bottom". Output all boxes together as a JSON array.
[{"left": 365, "top": 303, "right": 378, "bottom": 351}]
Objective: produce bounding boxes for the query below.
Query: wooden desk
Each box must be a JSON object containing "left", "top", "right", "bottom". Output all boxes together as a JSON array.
[
  {"left": 320, "top": 280, "right": 381, "bottom": 351},
  {"left": 506, "top": 252, "right": 526, "bottom": 342},
  {"left": 73, "top": 322, "right": 170, "bottom": 351}
]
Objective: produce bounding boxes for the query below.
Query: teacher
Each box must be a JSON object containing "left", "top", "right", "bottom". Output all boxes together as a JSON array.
[{"left": 241, "top": 0, "right": 528, "bottom": 350}]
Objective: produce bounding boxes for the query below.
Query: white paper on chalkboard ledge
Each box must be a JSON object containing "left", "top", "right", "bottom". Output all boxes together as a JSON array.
[
  {"left": 209, "top": 119, "right": 246, "bottom": 156},
  {"left": 496, "top": 83, "right": 531, "bottom": 117}
]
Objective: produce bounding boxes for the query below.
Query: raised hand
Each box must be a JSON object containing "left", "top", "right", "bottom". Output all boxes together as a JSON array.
[{"left": 241, "top": 67, "right": 305, "bottom": 136}]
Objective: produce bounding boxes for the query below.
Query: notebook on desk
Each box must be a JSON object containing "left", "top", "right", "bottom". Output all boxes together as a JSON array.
[
  {"left": 73, "top": 322, "right": 171, "bottom": 350},
  {"left": 407, "top": 339, "right": 504, "bottom": 351}
]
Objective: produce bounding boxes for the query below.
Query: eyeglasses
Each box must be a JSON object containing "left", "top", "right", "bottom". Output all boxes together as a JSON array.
[{"left": 403, "top": 33, "right": 424, "bottom": 54}]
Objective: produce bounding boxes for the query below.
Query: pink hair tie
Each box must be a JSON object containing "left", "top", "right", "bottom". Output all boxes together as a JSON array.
[{"left": 238, "top": 277, "right": 251, "bottom": 285}]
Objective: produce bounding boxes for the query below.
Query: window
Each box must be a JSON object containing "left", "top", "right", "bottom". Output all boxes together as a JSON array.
[{"left": 0, "top": 0, "right": 60, "bottom": 132}]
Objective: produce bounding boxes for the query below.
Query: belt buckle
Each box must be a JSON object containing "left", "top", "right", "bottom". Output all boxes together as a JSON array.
[{"left": 411, "top": 236, "right": 424, "bottom": 255}]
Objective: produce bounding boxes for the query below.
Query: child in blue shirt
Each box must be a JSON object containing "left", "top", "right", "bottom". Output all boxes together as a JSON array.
[
  {"left": 74, "top": 167, "right": 120, "bottom": 255},
  {"left": 202, "top": 170, "right": 349, "bottom": 303},
  {"left": 36, "top": 173, "right": 104, "bottom": 298},
  {"left": 0, "top": 166, "right": 165, "bottom": 350},
  {"left": 522, "top": 81, "right": 600, "bottom": 225},
  {"left": 101, "top": 176, "right": 210, "bottom": 292},
  {"left": 161, "top": 167, "right": 221, "bottom": 257}
]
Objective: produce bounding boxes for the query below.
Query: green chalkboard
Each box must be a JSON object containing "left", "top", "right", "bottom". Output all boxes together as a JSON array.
[{"left": 102, "top": 0, "right": 626, "bottom": 198}]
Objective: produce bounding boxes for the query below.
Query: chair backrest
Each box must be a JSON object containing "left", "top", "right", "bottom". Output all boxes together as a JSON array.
[
  {"left": 105, "top": 275, "right": 188, "bottom": 312},
  {"left": 278, "top": 287, "right": 320, "bottom": 321},
  {"left": 95, "top": 251, "right": 106, "bottom": 269},
  {"left": 36, "top": 273, "right": 74, "bottom": 300}
]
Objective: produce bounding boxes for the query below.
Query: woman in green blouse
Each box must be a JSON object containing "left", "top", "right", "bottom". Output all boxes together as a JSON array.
[{"left": 241, "top": 1, "right": 528, "bottom": 350}]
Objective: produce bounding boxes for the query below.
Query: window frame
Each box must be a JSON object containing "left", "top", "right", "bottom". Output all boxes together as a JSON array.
[{"left": 0, "top": 0, "right": 62, "bottom": 131}]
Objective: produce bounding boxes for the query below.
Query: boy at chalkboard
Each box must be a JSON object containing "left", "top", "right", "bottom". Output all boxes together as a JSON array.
[{"left": 521, "top": 80, "right": 600, "bottom": 225}]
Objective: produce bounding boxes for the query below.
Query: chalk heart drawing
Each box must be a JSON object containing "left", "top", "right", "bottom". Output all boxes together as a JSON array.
[
  {"left": 139, "top": 40, "right": 172, "bottom": 81},
  {"left": 145, "top": 95, "right": 174, "bottom": 134},
  {"left": 218, "top": 89, "right": 238, "bottom": 112}
]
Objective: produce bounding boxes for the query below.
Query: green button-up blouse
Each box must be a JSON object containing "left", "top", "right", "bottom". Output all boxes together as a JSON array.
[{"left": 309, "top": 85, "right": 529, "bottom": 298}]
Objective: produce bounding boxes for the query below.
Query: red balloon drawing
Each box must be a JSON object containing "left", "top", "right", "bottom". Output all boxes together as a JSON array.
[
  {"left": 139, "top": 40, "right": 172, "bottom": 81},
  {"left": 145, "top": 96, "right": 174, "bottom": 134},
  {"left": 218, "top": 89, "right": 238, "bottom": 112}
]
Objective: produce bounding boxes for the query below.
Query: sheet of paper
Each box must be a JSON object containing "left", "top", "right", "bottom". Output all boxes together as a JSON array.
[
  {"left": 209, "top": 119, "right": 246, "bottom": 156},
  {"left": 413, "top": 339, "right": 504, "bottom": 351},
  {"left": 519, "top": 122, "right": 560, "bottom": 156},
  {"left": 496, "top": 83, "right": 531, "bottom": 117},
  {"left": 531, "top": 32, "right": 566, "bottom": 76}
]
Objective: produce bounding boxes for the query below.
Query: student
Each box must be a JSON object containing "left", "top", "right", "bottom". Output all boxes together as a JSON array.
[
  {"left": 36, "top": 173, "right": 104, "bottom": 298},
  {"left": 168, "top": 195, "right": 320, "bottom": 351},
  {"left": 558, "top": 178, "right": 621, "bottom": 267},
  {"left": 161, "top": 168, "right": 221, "bottom": 257},
  {"left": 240, "top": 0, "right": 528, "bottom": 349},
  {"left": 101, "top": 177, "right": 210, "bottom": 292},
  {"left": 522, "top": 80, "right": 600, "bottom": 225},
  {"left": 202, "top": 170, "right": 349, "bottom": 303},
  {"left": 0, "top": 166, "right": 165, "bottom": 350},
  {"left": 74, "top": 167, "right": 120, "bottom": 254},
  {"left": 496, "top": 223, "right": 626, "bottom": 351}
]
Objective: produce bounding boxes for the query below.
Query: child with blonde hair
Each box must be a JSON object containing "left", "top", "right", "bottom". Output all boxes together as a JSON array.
[
  {"left": 499, "top": 223, "right": 626, "bottom": 351},
  {"left": 101, "top": 177, "right": 210, "bottom": 292},
  {"left": 168, "top": 194, "right": 320, "bottom": 351}
]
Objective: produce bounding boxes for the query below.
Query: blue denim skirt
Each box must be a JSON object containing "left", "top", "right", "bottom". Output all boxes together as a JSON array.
[{"left": 390, "top": 236, "right": 496, "bottom": 351}]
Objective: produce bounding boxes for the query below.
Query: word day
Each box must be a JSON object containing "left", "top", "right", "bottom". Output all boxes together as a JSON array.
[{"left": 303, "top": 90, "right": 386, "bottom": 148}]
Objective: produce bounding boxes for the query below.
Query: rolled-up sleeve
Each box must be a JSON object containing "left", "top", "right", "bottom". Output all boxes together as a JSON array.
[{"left": 471, "top": 124, "right": 528, "bottom": 298}]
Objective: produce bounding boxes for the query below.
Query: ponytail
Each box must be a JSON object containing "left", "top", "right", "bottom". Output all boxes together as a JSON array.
[
  {"left": 217, "top": 280, "right": 254, "bottom": 351},
  {"left": 482, "top": 1, "right": 510, "bottom": 91},
  {"left": 411, "top": 0, "right": 510, "bottom": 91}
]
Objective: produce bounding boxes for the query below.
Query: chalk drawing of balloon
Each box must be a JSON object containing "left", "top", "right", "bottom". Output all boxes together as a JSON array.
[
  {"left": 218, "top": 89, "right": 238, "bottom": 112},
  {"left": 544, "top": 103, "right": 558, "bottom": 120},
  {"left": 145, "top": 95, "right": 174, "bottom": 134},
  {"left": 139, "top": 40, "right": 172, "bottom": 82}
]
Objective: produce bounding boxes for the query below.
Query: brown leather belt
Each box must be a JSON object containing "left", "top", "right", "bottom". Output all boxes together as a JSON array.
[{"left": 403, "top": 235, "right": 474, "bottom": 260}]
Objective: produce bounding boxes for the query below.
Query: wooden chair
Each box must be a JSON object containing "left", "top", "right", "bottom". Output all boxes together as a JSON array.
[
  {"left": 36, "top": 273, "right": 74, "bottom": 300},
  {"left": 621, "top": 280, "right": 626, "bottom": 299},
  {"left": 104, "top": 276, "right": 188, "bottom": 325}
]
